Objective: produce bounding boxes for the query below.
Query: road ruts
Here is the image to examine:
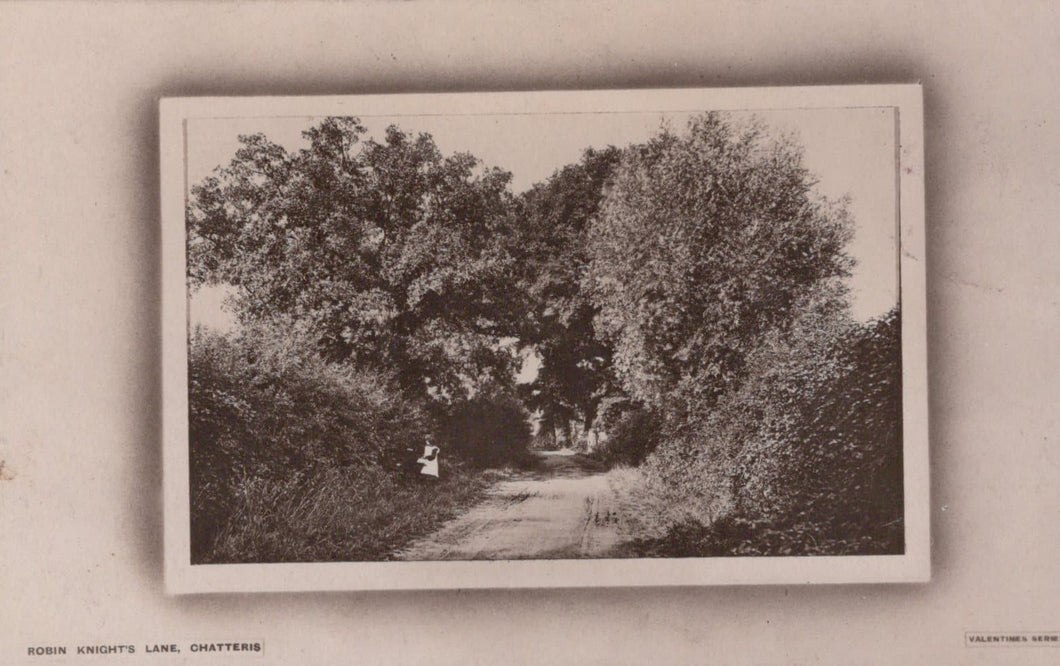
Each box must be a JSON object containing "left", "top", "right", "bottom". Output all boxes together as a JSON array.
[{"left": 396, "top": 450, "right": 637, "bottom": 561}]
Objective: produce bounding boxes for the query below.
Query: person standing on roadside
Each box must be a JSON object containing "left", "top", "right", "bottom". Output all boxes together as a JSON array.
[{"left": 417, "top": 437, "right": 440, "bottom": 479}]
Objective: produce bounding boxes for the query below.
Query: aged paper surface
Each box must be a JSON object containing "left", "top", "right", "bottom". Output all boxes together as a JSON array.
[{"left": 2, "top": 1, "right": 1058, "bottom": 664}]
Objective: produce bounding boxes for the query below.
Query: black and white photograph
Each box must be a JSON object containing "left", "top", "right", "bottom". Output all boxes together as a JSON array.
[{"left": 161, "top": 87, "right": 928, "bottom": 591}]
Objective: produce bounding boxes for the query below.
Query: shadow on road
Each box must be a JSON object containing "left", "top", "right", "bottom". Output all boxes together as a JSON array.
[{"left": 514, "top": 449, "right": 606, "bottom": 480}]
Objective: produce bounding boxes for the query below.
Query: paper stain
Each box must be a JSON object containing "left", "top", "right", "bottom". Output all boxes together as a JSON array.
[
  {"left": 944, "top": 271, "right": 1006, "bottom": 295},
  {"left": 0, "top": 460, "right": 15, "bottom": 481}
]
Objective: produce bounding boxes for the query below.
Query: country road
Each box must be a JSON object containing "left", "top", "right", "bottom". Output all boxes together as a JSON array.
[{"left": 397, "top": 450, "right": 657, "bottom": 561}]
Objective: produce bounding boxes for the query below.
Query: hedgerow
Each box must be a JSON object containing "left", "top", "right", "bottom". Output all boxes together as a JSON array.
[
  {"left": 188, "top": 322, "right": 445, "bottom": 563},
  {"left": 589, "top": 406, "right": 665, "bottom": 468},
  {"left": 638, "top": 306, "right": 903, "bottom": 556}
]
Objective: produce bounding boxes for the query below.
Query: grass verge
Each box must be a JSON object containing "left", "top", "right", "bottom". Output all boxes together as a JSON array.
[{"left": 201, "top": 461, "right": 501, "bottom": 563}]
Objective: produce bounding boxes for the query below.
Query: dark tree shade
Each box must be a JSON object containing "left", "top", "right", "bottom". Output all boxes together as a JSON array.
[{"left": 513, "top": 146, "right": 622, "bottom": 437}]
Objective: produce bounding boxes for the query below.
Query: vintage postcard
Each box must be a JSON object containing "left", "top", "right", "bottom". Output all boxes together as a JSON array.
[{"left": 161, "top": 86, "right": 928, "bottom": 593}]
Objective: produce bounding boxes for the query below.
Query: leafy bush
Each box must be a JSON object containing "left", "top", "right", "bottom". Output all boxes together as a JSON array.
[
  {"left": 744, "top": 307, "right": 903, "bottom": 541},
  {"left": 436, "top": 388, "right": 532, "bottom": 468},
  {"left": 587, "top": 112, "right": 854, "bottom": 417},
  {"left": 640, "top": 306, "right": 904, "bottom": 556},
  {"left": 591, "top": 407, "right": 664, "bottom": 467},
  {"left": 189, "top": 322, "right": 430, "bottom": 563}
]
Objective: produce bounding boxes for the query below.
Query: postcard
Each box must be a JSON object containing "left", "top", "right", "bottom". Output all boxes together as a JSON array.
[{"left": 160, "top": 85, "right": 928, "bottom": 592}]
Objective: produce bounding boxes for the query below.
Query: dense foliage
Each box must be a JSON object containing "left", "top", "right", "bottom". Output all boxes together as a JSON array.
[
  {"left": 435, "top": 388, "right": 533, "bottom": 468},
  {"left": 514, "top": 147, "right": 622, "bottom": 442},
  {"left": 186, "top": 112, "right": 905, "bottom": 561},
  {"left": 188, "top": 118, "right": 522, "bottom": 401},
  {"left": 188, "top": 323, "right": 433, "bottom": 561},
  {"left": 579, "top": 113, "right": 901, "bottom": 555},
  {"left": 639, "top": 306, "right": 903, "bottom": 556},
  {"left": 589, "top": 406, "right": 665, "bottom": 467},
  {"left": 188, "top": 324, "right": 509, "bottom": 562},
  {"left": 587, "top": 113, "right": 854, "bottom": 417}
]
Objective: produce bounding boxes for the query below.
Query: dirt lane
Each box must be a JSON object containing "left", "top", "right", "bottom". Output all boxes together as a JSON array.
[{"left": 397, "top": 450, "right": 646, "bottom": 560}]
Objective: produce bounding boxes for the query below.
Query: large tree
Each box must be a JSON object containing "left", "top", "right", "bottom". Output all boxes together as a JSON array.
[
  {"left": 514, "top": 146, "right": 622, "bottom": 441},
  {"left": 586, "top": 112, "right": 855, "bottom": 418},
  {"left": 187, "top": 117, "right": 523, "bottom": 400}
]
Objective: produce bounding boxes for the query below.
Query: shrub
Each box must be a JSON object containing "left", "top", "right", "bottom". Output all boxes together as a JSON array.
[
  {"left": 436, "top": 388, "right": 532, "bottom": 468},
  {"left": 591, "top": 407, "right": 664, "bottom": 467},
  {"left": 745, "top": 307, "right": 903, "bottom": 541},
  {"left": 188, "top": 322, "right": 429, "bottom": 562},
  {"left": 640, "top": 305, "right": 904, "bottom": 556}
]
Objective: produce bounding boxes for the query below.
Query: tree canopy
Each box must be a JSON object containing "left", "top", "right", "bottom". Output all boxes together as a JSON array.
[
  {"left": 586, "top": 112, "right": 855, "bottom": 417},
  {"left": 188, "top": 118, "right": 523, "bottom": 400},
  {"left": 513, "top": 146, "right": 622, "bottom": 438},
  {"left": 189, "top": 112, "right": 857, "bottom": 432}
]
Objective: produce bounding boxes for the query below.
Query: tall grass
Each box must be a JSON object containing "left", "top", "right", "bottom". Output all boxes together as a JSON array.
[{"left": 206, "top": 462, "right": 494, "bottom": 563}]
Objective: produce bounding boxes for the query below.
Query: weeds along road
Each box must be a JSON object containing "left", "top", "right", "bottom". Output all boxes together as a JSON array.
[{"left": 397, "top": 450, "right": 654, "bottom": 560}]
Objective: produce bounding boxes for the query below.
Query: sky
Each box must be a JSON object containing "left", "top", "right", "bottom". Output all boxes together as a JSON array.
[{"left": 186, "top": 106, "right": 898, "bottom": 335}]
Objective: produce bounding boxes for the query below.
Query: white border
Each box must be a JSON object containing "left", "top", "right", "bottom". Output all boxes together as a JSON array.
[{"left": 161, "top": 85, "right": 928, "bottom": 594}]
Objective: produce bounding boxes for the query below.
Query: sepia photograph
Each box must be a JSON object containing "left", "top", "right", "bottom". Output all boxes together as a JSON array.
[
  {"left": 10, "top": 2, "right": 1060, "bottom": 661},
  {"left": 161, "top": 86, "right": 927, "bottom": 592}
]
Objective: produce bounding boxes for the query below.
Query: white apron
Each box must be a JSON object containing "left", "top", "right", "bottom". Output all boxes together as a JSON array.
[{"left": 417, "top": 445, "right": 440, "bottom": 478}]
